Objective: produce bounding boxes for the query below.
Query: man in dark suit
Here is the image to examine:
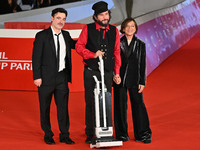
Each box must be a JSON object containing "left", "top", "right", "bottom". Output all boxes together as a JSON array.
[{"left": 32, "top": 8, "right": 76, "bottom": 145}]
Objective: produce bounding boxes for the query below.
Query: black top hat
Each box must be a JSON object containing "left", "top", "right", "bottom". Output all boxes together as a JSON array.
[{"left": 92, "top": 1, "right": 108, "bottom": 15}]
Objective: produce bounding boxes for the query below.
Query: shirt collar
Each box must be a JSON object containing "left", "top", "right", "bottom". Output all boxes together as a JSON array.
[
  {"left": 95, "top": 22, "right": 110, "bottom": 31},
  {"left": 51, "top": 26, "right": 62, "bottom": 35}
]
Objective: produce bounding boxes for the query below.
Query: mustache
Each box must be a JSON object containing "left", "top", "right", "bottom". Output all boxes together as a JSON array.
[
  {"left": 58, "top": 23, "right": 63, "bottom": 26},
  {"left": 97, "top": 19, "right": 110, "bottom": 27}
]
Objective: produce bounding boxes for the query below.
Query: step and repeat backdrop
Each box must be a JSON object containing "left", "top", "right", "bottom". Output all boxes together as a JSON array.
[{"left": 0, "top": 0, "right": 200, "bottom": 92}]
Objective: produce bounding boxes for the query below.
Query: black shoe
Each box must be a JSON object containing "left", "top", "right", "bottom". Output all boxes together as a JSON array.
[
  {"left": 135, "top": 133, "right": 151, "bottom": 144},
  {"left": 60, "top": 137, "right": 75, "bottom": 144},
  {"left": 116, "top": 136, "right": 130, "bottom": 142},
  {"left": 85, "top": 136, "right": 93, "bottom": 144},
  {"left": 44, "top": 136, "right": 55, "bottom": 145},
  {"left": 135, "top": 138, "right": 151, "bottom": 143}
]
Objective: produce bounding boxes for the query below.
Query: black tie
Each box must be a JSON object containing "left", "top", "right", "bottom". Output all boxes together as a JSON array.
[{"left": 55, "top": 33, "right": 61, "bottom": 71}]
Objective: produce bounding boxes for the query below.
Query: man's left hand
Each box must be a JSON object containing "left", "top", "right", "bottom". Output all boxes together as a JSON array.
[
  {"left": 113, "top": 74, "right": 121, "bottom": 84},
  {"left": 138, "top": 84, "right": 145, "bottom": 93}
]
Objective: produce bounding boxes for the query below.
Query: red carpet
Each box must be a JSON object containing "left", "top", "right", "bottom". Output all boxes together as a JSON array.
[{"left": 0, "top": 31, "right": 200, "bottom": 150}]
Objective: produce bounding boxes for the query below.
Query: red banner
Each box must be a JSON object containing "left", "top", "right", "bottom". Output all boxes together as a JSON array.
[{"left": 0, "top": 38, "right": 84, "bottom": 92}]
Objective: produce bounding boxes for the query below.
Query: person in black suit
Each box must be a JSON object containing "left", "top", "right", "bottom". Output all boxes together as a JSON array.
[
  {"left": 113, "top": 18, "right": 152, "bottom": 143},
  {"left": 32, "top": 8, "right": 76, "bottom": 145}
]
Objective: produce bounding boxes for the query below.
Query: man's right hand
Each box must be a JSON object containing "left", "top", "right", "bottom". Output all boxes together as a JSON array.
[
  {"left": 34, "top": 78, "right": 42, "bottom": 87},
  {"left": 94, "top": 50, "right": 105, "bottom": 58}
]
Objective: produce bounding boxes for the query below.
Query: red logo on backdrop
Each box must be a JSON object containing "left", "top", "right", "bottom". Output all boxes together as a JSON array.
[
  {"left": 0, "top": 38, "right": 84, "bottom": 92},
  {"left": 0, "top": 38, "right": 36, "bottom": 91},
  {"left": 0, "top": 52, "right": 32, "bottom": 71}
]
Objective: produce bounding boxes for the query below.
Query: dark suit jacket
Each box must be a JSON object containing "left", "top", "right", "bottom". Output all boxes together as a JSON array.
[
  {"left": 32, "top": 27, "right": 76, "bottom": 85},
  {"left": 118, "top": 35, "right": 146, "bottom": 88}
]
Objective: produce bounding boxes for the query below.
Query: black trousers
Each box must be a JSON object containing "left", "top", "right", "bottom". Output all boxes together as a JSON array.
[
  {"left": 38, "top": 70, "right": 69, "bottom": 138},
  {"left": 114, "top": 86, "right": 151, "bottom": 139},
  {"left": 84, "top": 66, "right": 113, "bottom": 137}
]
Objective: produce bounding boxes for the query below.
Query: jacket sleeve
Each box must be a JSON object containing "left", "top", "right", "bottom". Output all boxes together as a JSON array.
[
  {"left": 32, "top": 32, "right": 43, "bottom": 80},
  {"left": 75, "top": 25, "right": 95, "bottom": 59},
  {"left": 68, "top": 32, "right": 77, "bottom": 49},
  {"left": 139, "top": 41, "right": 147, "bottom": 86},
  {"left": 114, "top": 28, "right": 121, "bottom": 75}
]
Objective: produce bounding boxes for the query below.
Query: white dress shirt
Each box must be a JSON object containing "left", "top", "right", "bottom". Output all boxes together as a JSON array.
[{"left": 51, "top": 26, "right": 66, "bottom": 72}]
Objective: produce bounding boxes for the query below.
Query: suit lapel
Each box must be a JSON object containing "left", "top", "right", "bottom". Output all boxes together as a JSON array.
[
  {"left": 125, "top": 36, "right": 138, "bottom": 58},
  {"left": 121, "top": 35, "right": 138, "bottom": 60},
  {"left": 62, "top": 30, "right": 69, "bottom": 59},
  {"left": 121, "top": 36, "right": 128, "bottom": 57},
  {"left": 47, "top": 27, "right": 56, "bottom": 57},
  {"left": 132, "top": 36, "right": 137, "bottom": 54}
]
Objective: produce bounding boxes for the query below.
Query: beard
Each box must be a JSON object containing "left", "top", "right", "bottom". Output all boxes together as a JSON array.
[{"left": 96, "top": 18, "right": 110, "bottom": 27}]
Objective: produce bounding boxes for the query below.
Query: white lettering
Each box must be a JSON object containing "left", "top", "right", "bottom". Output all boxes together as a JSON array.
[
  {"left": 10, "top": 62, "right": 32, "bottom": 70},
  {"left": 1, "top": 63, "right": 8, "bottom": 69},
  {"left": 10, "top": 63, "right": 17, "bottom": 70},
  {"left": 0, "top": 52, "right": 8, "bottom": 59},
  {"left": 16, "top": 63, "right": 23, "bottom": 70},
  {"left": 23, "top": 63, "right": 30, "bottom": 70}
]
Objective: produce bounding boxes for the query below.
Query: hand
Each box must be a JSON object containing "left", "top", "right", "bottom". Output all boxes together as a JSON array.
[
  {"left": 94, "top": 50, "right": 105, "bottom": 58},
  {"left": 34, "top": 78, "right": 42, "bottom": 87},
  {"left": 138, "top": 84, "right": 145, "bottom": 93},
  {"left": 113, "top": 74, "right": 121, "bottom": 84}
]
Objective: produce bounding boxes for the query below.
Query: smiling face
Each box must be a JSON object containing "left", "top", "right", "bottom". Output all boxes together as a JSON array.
[
  {"left": 123, "top": 20, "right": 136, "bottom": 37},
  {"left": 51, "top": 12, "right": 66, "bottom": 32},
  {"left": 94, "top": 10, "right": 110, "bottom": 27}
]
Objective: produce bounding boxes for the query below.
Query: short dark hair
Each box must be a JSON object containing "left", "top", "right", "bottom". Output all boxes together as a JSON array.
[
  {"left": 51, "top": 8, "right": 68, "bottom": 17},
  {"left": 120, "top": 18, "right": 138, "bottom": 34},
  {"left": 92, "top": 10, "right": 111, "bottom": 22}
]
